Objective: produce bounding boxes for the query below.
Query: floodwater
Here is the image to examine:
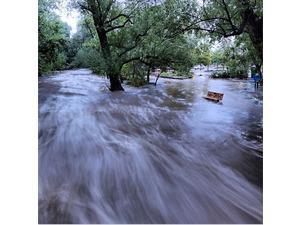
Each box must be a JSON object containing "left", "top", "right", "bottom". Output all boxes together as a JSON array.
[{"left": 38, "top": 69, "right": 263, "bottom": 224}]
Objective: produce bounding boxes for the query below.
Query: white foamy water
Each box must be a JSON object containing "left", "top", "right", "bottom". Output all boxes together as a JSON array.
[{"left": 39, "top": 69, "right": 263, "bottom": 223}]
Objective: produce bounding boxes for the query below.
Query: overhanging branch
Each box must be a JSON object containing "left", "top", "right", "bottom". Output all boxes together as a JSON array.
[{"left": 105, "top": 17, "right": 132, "bottom": 33}]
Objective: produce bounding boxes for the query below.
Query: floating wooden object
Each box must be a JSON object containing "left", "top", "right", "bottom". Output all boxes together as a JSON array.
[{"left": 203, "top": 91, "right": 224, "bottom": 102}]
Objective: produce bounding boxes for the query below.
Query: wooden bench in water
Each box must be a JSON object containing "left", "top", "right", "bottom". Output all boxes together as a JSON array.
[{"left": 203, "top": 91, "right": 224, "bottom": 102}]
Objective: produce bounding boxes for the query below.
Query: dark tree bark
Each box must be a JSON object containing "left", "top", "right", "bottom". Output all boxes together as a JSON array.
[
  {"left": 146, "top": 67, "right": 150, "bottom": 83},
  {"left": 81, "top": 0, "right": 124, "bottom": 91},
  {"left": 244, "top": 10, "right": 263, "bottom": 61},
  {"left": 109, "top": 76, "right": 124, "bottom": 91},
  {"left": 96, "top": 27, "right": 124, "bottom": 91},
  {"left": 236, "top": 0, "right": 263, "bottom": 61}
]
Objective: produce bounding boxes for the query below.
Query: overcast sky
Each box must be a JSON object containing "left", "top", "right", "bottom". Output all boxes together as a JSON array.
[{"left": 54, "top": 0, "right": 80, "bottom": 35}]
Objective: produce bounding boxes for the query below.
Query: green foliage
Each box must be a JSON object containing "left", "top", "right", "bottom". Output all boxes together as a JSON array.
[
  {"left": 210, "top": 71, "right": 230, "bottom": 79},
  {"left": 70, "top": 0, "right": 206, "bottom": 86},
  {"left": 211, "top": 50, "right": 225, "bottom": 66},
  {"left": 190, "top": 40, "right": 212, "bottom": 66},
  {"left": 121, "top": 61, "right": 147, "bottom": 86},
  {"left": 160, "top": 71, "right": 193, "bottom": 79},
  {"left": 120, "top": 62, "right": 134, "bottom": 80},
  {"left": 210, "top": 71, "right": 247, "bottom": 79},
  {"left": 210, "top": 33, "right": 262, "bottom": 79},
  {"left": 128, "top": 76, "right": 147, "bottom": 87},
  {"left": 38, "top": 0, "right": 71, "bottom": 75},
  {"left": 198, "top": 0, "right": 263, "bottom": 61},
  {"left": 73, "top": 47, "right": 106, "bottom": 74},
  {"left": 54, "top": 52, "right": 67, "bottom": 70},
  {"left": 38, "top": 0, "right": 262, "bottom": 86}
]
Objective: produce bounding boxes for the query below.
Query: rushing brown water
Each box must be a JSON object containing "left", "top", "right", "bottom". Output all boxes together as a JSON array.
[{"left": 38, "top": 69, "right": 263, "bottom": 224}]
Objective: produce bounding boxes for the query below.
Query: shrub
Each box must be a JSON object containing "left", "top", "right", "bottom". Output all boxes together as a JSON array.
[
  {"left": 128, "top": 76, "right": 147, "bottom": 87},
  {"left": 210, "top": 71, "right": 230, "bottom": 79},
  {"left": 160, "top": 71, "right": 193, "bottom": 79},
  {"left": 121, "top": 61, "right": 148, "bottom": 87},
  {"left": 210, "top": 70, "right": 248, "bottom": 79},
  {"left": 72, "top": 47, "right": 106, "bottom": 75},
  {"left": 54, "top": 53, "right": 67, "bottom": 70}
]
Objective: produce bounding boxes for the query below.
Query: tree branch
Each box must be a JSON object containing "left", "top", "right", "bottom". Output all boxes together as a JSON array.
[
  {"left": 78, "top": 2, "right": 93, "bottom": 13},
  {"left": 221, "top": 0, "right": 236, "bottom": 31},
  {"left": 105, "top": 17, "right": 132, "bottom": 33},
  {"left": 121, "top": 56, "right": 141, "bottom": 66},
  {"left": 118, "top": 27, "right": 150, "bottom": 57},
  {"left": 83, "top": 19, "right": 95, "bottom": 38},
  {"left": 105, "top": 13, "right": 131, "bottom": 25}
]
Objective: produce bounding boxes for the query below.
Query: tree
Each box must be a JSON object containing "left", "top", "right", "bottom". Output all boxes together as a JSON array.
[
  {"left": 76, "top": 0, "right": 151, "bottom": 91},
  {"left": 198, "top": 0, "right": 263, "bottom": 61},
  {"left": 211, "top": 35, "right": 261, "bottom": 78},
  {"left": 211, "top": 50, "right": 224, "bottom": 68},
  {"left": 190, "top": 41, "right": 212, "bottom": 67},
  {"left": 66, "top": 16, "right": 97, "bottom": 67},
  {"left": 38, "top": 0, "right": 71, "bottom": 75},
  {"left": 235, "top": 33, "right": 262, "bottom": 75},
  {"left": 74, "top": 0, "right": 203, "bottom": 90}
]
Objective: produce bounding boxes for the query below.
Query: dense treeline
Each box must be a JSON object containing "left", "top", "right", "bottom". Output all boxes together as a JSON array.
[
  {"left": 39, "top": 0, "right": 263, "bottom": 90},
  {"left": 38, "top": 0, "right": 69, "bottom": 74}
]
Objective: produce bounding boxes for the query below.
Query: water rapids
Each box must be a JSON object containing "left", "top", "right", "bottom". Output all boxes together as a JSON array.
[{"left": 38, "top": 69, "right": 263, "bottom": 223}]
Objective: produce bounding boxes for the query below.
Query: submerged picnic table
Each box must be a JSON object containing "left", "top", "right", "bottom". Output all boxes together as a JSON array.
[{"left": 203, "top": 91, "right": 224, "bottom": 102}]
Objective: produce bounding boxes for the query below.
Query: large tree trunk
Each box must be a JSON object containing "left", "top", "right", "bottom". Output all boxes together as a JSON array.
[
  {"left": 109, "top": 75, "right": 124, "bottom": 91},
  {"left": 96, "top": 27, "right": 124, "bottom": 91},
  {"left": 246, "top": 14, "right": 263, "bottom": 61},
  {"left": 86, "top": 0, "right": 124, "bottom": 91},
  {"left": 240, "top": 1, "right": 263, "bottom": 61}
]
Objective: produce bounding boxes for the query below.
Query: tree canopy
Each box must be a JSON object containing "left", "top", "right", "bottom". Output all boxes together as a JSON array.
[
  {"left": 38, "top": 0, "right": 263, "bottom": 90},
  {"left": 38, "top": 0, "right": 71, "bottom": 74}
]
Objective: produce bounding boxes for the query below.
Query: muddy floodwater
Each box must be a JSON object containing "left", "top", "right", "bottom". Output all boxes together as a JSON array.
[{"left": 38, "top": 69, "right": 263, "bottom": 224}]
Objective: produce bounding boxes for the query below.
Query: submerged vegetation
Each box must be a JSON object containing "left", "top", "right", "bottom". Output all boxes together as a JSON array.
[{"left": 39, "top": 0, "right": 263, "bottom": 90}]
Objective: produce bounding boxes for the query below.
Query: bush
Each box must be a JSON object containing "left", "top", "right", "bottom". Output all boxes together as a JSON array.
[
  {"left": 72, "top": 47, "right": 106, "bottom": 75},
  {"left": 210, "top": 71, "right": 230, "bottom": 79},
  {"left": 54, "top": 53, "right": 67, "bottom": 70},
  {"left": 121, "top": 61, "right": 148, "bottom": 87},
  {"left": 39, "top": 52, "right": 67, "bottom": 75},
  {"left": 121, "top": 63, "right": 133, "bottom": 80},
  {"left": 160, "top": 71, "right": 193, "bottom": 79},
  {"left": 128, "top": 76, "right": 147, "bottom": 87},
  {"left": 39, "top": 56, "right": 53, "bottom": 75},
  {"left": 228, "top": 68, "right": 248, "bottom": 79},
  {"left": 210, "top": 70, "right": 248, "bottom": 79}
]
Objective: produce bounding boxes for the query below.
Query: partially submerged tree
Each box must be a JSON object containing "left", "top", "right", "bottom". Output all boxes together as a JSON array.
[
  {"left": 74, "top": 0, "right": 204, "bottom": 90},
  {"left": 75, "top": 0, "right": 153, "bottom": 91}
]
